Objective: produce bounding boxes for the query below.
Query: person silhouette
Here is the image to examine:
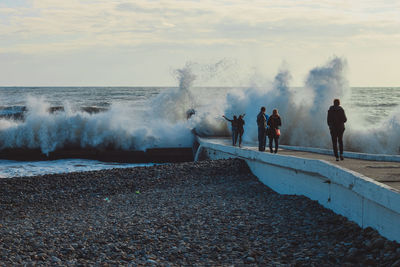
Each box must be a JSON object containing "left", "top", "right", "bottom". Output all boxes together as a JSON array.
[
  {"left": 256, "top": 107, "right": 268, "bottom": 151},
  {"left": 267, "top": 109, "right": 282, "bottom": 153},
  {"left": 327, "top": 98, "right": 347, "bottom": 161},
  {"left": 236, "top": 114, "right": 245, "bottom": 147},
  {"left": 223, "top": 115, "right": 238, "bottom": 146}
]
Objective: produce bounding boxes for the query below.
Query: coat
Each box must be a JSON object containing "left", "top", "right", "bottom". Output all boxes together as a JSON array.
[
  {"left": 327, "top": 105, "right": 347, "bottom": 131},
  {"left": 267, "top": 115, "right": 281, "bottom": 137}
]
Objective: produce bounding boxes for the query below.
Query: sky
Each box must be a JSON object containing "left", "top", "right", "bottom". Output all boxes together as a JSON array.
[{"left": 0, "top": 0, "right": 399, "bottom": 87}]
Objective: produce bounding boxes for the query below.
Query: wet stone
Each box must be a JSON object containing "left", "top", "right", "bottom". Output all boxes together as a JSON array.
[
  {"left": 245, "top": 256, "right": 256, "bottom": 263},
  {"left": 0, "top": 159, "right": 399, "bottom": 266}
]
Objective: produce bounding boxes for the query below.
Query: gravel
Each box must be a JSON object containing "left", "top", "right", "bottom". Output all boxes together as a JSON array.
[{"left": 1, "top": 159, "right": 399, "bottom": 266}]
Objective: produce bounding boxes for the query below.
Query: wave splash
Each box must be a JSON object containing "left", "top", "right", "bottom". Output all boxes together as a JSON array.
[
  {"left": 0, "top": 58, "right": 399, "bottom": 155},
  {"left": 0, "top": 63, "right": 231, "bottom": 154},
  {"left": 224, "top": 57, "right": 400, "bottom": 155},
  {"left": 0, "top": 98, "right": 198, "bottom": 155}
]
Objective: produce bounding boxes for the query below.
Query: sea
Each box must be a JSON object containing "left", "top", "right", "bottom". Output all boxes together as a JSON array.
[{"left": 0, "top": 62, "right": 399, "bottom": 178}]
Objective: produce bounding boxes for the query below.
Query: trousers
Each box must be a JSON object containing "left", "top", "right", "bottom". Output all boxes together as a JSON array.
[
  {"left": 258, "top": 127, "right": 266, "bottom": 151},
  {"left": 269, "top": 136, "right": 279, "bottom": 153},
  {"left": 231, "top": 126, "right": 238, "bottom": 145},
  {"left": 330, "top": 128, "right": 344, "bottom": 157}
]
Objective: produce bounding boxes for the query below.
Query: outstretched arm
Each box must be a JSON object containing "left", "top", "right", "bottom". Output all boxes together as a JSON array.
[{"left": 222, "top": 115, "right": 233, "bottom": 122}]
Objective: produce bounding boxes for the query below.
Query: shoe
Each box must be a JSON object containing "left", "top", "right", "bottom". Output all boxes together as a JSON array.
[
  {"left": 340, "top": 155, "right": 344, "bottom": 160},
  {"left": 270, "top": 150, "right": 273, "bottom": 153},
  {"left": 336, "top": 157, "right": 339, "bottom": 161}
]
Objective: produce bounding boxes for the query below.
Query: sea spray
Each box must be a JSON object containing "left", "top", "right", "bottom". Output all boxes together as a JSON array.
[
  {"left": 222, "top": 57, "right": 349, "bottom": 149},
  {"left": 286, "top": 57, "right": 349, "bottom": 148},
  {"left": 152, "top": 63, "right": 196, "bottom": 122},
  {"left": 0, "top": 59, "right": 399, "bottom": 155},
  {"left": 0, "top": 65, "right": 216, "bottom": 154},
  {"left": 379, "top": 108, "right": 400, "bottom": 154},
  {"left": 221, "top": 57, "right": 400, "bottom": 154},
  {"left": 167, "top": 62, "right": 231, "bottom": 137},
  {"left": 0, "top": 98, "right": 194, "bottom": 154},
  {"left": 306, "top": 57, "right": 349, "bottom": 113},
  {"left": 345, "top": 106, "right": 400, "bottom": 154},
  {"left": 222, "top": 66, "right": 293, "bottom": 144}
]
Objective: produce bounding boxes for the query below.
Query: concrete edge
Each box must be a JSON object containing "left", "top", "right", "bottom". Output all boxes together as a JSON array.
[
  {"left": 197, "top": 137, "right": 400, "bottom": 215},
  {"left": 280, "top": 145, "right": 400, "bottom": 162}
]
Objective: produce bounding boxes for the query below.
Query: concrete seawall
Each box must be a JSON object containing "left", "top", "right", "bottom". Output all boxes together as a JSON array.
[{"left": 195, "top": 137, "right": 400, "bottom": 243}]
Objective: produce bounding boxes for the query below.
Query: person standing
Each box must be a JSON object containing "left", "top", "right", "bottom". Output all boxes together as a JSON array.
[
  {"left": 327, "top": 98, "right": 347, "bottom": 161},
  {"left": 236, "top": 114, "right": 245, "bottom": 147},
  {"left": 256, "top": 107, "right": 268, "bottom": 151},
  {"left": 267, "top": 109, "right": 282, "bottom": 153},
  {"left": 223, "top": 115, "right": 238, "bottom": 146}
]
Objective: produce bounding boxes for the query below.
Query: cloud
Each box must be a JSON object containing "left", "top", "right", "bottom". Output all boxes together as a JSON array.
[
  {"left": 0, "top": 0, "right": 399, "bottom": 55},
  {"left": 0, "top": 0, "right": 400, "bottom": 86}
]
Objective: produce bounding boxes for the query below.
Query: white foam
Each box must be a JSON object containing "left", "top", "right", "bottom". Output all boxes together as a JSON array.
[
  {"left": 0, "top": 159, "right": 155, "bottom": 178},
  {"left": 221, "top": 57, "right": 400, "bottom": 155},
  {"left": 0, "top": 58, "right": 399, "bottom": 156}
]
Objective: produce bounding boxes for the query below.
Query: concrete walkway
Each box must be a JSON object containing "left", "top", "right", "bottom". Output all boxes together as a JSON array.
[{"left": 203, "top": 137, "right": 400, "bottom": 192}]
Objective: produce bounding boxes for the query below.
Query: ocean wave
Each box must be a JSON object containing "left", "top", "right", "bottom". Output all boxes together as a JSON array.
[
  {"left": 223, "top": 57, "right": 400, "bottom": 155},
  {"left": 0, "top": 105, "right": 109, "bottom": 121},
  {"left": 352, "top": 103, "right": 399, "bottom": 108},
  {"left": 0, "top": 58, "right": 399, "bottom": 155}
]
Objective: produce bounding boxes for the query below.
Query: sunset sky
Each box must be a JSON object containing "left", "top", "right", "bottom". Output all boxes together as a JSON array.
[{"left": 1, "top": 0, "right": 399, "bottom": 86}]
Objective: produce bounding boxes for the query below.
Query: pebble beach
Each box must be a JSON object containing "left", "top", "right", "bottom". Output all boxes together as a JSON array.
[{"left": 1, "top": 159, "right": 400, "bottom": 266}]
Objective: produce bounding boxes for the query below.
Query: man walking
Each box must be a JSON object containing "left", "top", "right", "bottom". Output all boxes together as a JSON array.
[
  {"left": 257, "top": 107, "right": 268, "bottom": 151},
  {"left": 327, "top": 99, "right": 347, "bottom": 161}
]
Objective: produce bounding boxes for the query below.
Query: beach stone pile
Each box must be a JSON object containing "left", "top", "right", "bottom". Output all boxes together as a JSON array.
[{"left": 1, "top": 159, "right": 399, "bottom": 266}]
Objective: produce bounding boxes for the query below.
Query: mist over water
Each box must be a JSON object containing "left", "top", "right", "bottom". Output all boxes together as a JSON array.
[
  {"left": 223, "top": 57, "right": 400, "bottom": 154},
  {"left": 0, "top": 57, "right": 399, "bottom": 155}
]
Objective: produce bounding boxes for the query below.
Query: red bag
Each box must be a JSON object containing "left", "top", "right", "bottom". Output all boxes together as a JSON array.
[{"left": 275, "top": 129, "right": 281, "bottom": 136}]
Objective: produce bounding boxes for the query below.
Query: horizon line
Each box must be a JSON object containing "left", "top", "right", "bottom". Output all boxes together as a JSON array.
[{"left": 1, "top": 85, "right": 399, "bottom": 88}]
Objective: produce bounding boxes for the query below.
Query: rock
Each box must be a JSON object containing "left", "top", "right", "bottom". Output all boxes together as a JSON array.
[
  {"left": 347, "top": 247, "right": 359, "bottom": 260},
  {"left": 364, "top": 240, "right": 372, "bottom": 248},
  {"left": 363, "top": 255, "right": 376, "bottom": 265},
  {"left": 147, "top": 259, "right": 157, "bottom": 264},
  {"left": 1, "top": 159, "right": 399, "bottom": 266},
  {"left": 51, "top": 256, "right": 61, "bottom": 263},
  {"left": 392, "top": 259, "right": 400, "bottom": 267},
  {"left": 24, "top": 232, "right": 34, "bottom": 238},
  {"left": 372, "top": 238, "right": 386, "bottom": 249},
  {"left": 245, "top": 257, "right": 256, "bottom": 263}
]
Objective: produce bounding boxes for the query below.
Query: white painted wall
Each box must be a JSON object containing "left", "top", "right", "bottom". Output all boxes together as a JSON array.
[
  {"left": 280, "top": 145, "right": 400, "bottom": 162},
  {"left": 195, "top": 138, "right": 400, "bottom": 242}
]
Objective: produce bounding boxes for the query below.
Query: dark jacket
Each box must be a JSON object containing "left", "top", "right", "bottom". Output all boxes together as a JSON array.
[
  {"left": 237, "top": 118, "right": 245, "bottom": 132},
  {"left": 327, "top": 105, "right": 347, "bottom": 130},
  {"left": 223, "top": 117, "right": 238, "bottom": 129},
  {"left": 267, "top": 114, "right": 281, "bottom": 130},
  {"left": 257, "top": 112, "right": 267, "bottom": 129}
]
